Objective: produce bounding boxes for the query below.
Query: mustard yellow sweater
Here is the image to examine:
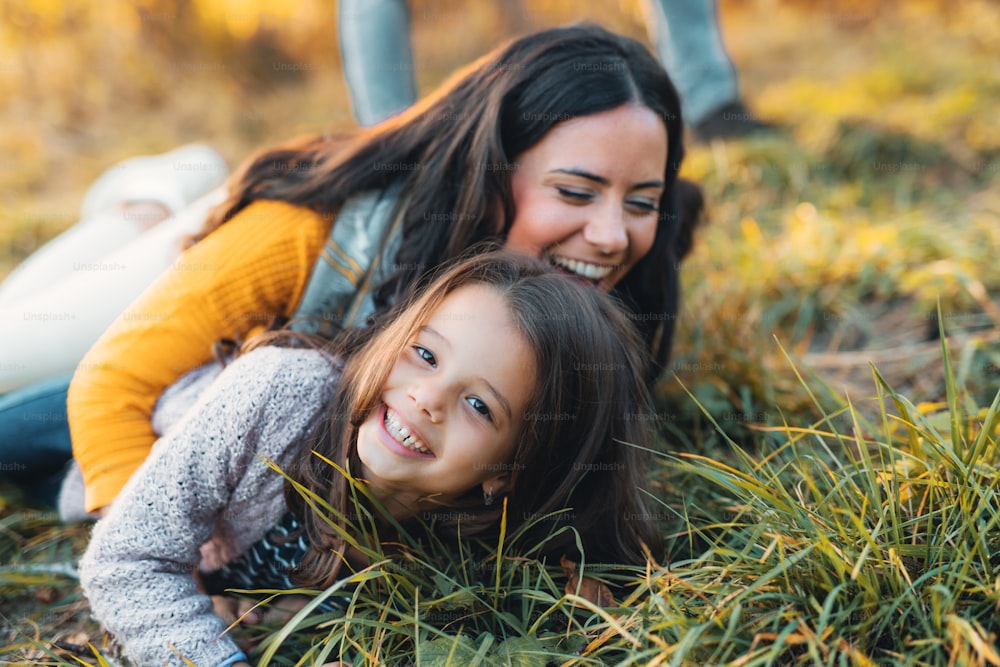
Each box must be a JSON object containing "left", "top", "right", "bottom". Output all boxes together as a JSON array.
[{"left": 68, "top": 200, "right": 333, "bottom": 512}]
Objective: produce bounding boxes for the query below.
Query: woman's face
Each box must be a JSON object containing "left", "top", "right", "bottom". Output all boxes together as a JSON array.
[{"left": 504, "top": 104, "right": 668, "bottom": 291}]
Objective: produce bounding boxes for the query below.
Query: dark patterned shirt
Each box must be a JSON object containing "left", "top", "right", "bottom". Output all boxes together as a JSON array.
[{"left": 202, "top": 511, "right": 351, "bottom": 612}]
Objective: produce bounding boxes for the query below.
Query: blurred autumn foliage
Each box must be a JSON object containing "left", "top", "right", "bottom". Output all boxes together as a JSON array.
[
  {"left": 1, "top": 0, "right": 327, "bottom": 107},
  {"left": 0, "top": 0, "right": 994, "bottom": 272},
  {"left": 0, "top": 0, "right": 649, "bottom": 270},
  {"left": 0, "top": 0, "right": 629, "bottom": 129}
]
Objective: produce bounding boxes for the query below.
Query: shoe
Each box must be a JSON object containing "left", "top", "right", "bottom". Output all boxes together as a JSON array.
[
  {"left": 80, "top": 144, "right": 229, "bottom": 219},
  {"left": 692, "top": 100, "right": 777, "bottom": 143}
]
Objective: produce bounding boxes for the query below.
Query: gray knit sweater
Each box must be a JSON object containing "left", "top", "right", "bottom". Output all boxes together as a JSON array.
[{"left": 79, "top": 346, "right": 339, "bottom": 667}]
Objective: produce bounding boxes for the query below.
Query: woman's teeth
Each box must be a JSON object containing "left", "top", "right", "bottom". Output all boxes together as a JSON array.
[
  {"left": 549, "top": 255, "right": 613, "bottom": 281},
  {"left": 384, "top": 408, "right": 431, "bottom": 455}
]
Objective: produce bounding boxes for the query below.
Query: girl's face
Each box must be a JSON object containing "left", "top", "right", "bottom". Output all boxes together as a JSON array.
[
  {"left": 504, "top": 104, "right": 668, "bottom": 291},
  {"left": 355, "top": 284, "right": 535, "bottom": 511}
]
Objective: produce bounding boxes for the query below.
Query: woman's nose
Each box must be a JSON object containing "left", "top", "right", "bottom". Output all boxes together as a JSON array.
[{"left": 582, "top": 205, "right": 628, "bottom": 255}]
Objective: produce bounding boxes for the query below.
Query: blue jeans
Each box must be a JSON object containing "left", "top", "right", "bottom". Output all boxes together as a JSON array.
[
  {"left": 0, "top": 375, "right": 73, "bottom": 505},
  {"left": 337, "top": 0, "right": 740, "bottom": 129},
  {"left": 338, "top": 0, "right": 417, "bottom": 127},
  {"left": 645, "top": 0, "right": 740, "bottom": 126}
]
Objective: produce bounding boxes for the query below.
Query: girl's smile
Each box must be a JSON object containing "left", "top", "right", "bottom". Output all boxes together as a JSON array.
[{"left": 378, "top": 404, "right": 434, "bottom": 457}]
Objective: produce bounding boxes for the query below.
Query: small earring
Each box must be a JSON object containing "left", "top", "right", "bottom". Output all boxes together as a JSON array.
[{"left": 484, "top": 487, "right": 494, "bottom": 507}]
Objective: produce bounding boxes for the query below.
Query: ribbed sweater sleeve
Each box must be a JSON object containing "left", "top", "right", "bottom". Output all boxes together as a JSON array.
[
  {"left": 79, "top": 346, "right": 339, "bottom": 667},
  {"left": 67, "top": 200, "right": 332, "bottom": 512}
]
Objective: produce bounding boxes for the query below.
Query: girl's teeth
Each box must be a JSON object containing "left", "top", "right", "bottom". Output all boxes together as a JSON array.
[{"left": 384, "top": 408, "right": 430, "bottom": 454}]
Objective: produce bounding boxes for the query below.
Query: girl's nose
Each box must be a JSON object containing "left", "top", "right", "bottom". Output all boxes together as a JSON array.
[{"left": 408, "top": 380, "right": 445, "bottom": 423}]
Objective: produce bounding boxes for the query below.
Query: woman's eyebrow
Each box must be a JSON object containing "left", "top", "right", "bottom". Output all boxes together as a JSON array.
[
  {"left": 549, "top": 168, "right": 664, "bottom": 190},
  {"left": 550, "top": 168, "right": 608, "bottom": 185}
]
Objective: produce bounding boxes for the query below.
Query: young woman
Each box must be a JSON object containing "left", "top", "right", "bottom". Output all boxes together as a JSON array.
[
  {"left": 80, "top": 252, "right": 660, "bottom": 667},
  {"left": 66, "top": 23, "right": 702, "bottom": 515}
]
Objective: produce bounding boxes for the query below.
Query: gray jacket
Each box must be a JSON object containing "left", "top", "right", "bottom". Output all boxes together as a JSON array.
[{"left": 80, "top": 347, "right": 339, "bottom": 667}]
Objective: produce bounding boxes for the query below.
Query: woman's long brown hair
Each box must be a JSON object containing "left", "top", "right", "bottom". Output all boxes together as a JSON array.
[{"left": 194, "top": 23, "right": 700, "bottom": 385}]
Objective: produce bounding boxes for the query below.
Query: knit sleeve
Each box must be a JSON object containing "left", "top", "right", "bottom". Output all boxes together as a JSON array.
[
  {"left": 68, "top": 200, "right": 332, "bottom": 513},
  {"left": 79, "top": 346, "right": 339, "bottom": 667}
]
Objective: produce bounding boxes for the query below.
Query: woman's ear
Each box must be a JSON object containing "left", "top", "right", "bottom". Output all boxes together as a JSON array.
[{"left": 673, "top": 178, "right": 705, "bottom": 261}]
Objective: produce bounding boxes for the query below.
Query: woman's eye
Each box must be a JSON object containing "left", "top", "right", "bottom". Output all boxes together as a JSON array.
[
  {"left": 556, "top": 187, "right": 593, "bottom": 202},
  {"left": 413, "top": 345, "right": 436, "bottom": 367},
  {"left": 466, "top": 396, "right": 493, "bottom": 422},
  {"left": 627, "top": 198, "right": 659, "bottom": 214}
]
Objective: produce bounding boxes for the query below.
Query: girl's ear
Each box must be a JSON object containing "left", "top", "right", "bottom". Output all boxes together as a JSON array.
[{"left": 482, "top": 472, "right": 512, "bottom": 499}]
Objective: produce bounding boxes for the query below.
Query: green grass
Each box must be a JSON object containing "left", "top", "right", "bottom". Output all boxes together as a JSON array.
[
  {"left": 3, "top": 0, "right": 1000, "bottom": 664},
  {"left": 659, "top": 342, "right": 1000, "bottom": 665}
]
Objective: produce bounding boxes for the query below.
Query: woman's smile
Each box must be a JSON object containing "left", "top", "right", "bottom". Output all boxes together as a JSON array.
[{"left": 504, "top": 104, "right": 668, "bottom": 292}]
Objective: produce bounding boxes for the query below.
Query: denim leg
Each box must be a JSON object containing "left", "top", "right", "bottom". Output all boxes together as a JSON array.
[
  {"left": 644, "top": 0, "right": 741, "bottom": 126},
  {"left": 338, "top": 0, "right": 418, "bottom": 127},
  {"left": 0, "top": 375, "right": 73, "bottom": 478}
]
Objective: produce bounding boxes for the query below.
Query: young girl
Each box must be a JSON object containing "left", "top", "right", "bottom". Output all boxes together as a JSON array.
[
  {"left": 80, "top": 252, "right": 660, "bottom": 667},
  {"left": 65, "top": 22, "right": 701, "bottom": 517}
]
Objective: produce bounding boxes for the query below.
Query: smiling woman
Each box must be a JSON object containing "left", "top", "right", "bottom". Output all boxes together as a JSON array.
[
  {"left": 51, "top": 22, "right": 703, "bottom": 520},
  {"left": 79, "top": 251, "right": 662, "bottom": 667},
  {"left": 506, "top": 103, "right": 668, "bottom": 290}
]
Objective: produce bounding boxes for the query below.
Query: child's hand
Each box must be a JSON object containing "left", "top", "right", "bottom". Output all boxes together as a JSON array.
[
  {"left": 212, "top": 597, "right": 348, "bottom": 667},
  {"left": 212, "top": 595, "right": 258, "bottom": 626},
  {"left": 212, "top": 594, "right": 318, "bottom": 661},
  {"left": 211, "top": 594, "right": 313, "bottom": 626}
]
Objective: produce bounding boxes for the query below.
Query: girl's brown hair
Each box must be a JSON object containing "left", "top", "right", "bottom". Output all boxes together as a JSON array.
[
  {"left": 284, "top": 251, "right": 660, "bottom": 588},
  {"left": 197, "top": 23, "right": 700, "bottom": 385}
]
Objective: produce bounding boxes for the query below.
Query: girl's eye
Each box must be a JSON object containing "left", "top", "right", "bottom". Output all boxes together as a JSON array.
[
  {"left": 556, "top": 187, "right": 593, "bottom": 202},
  {"left": 413, "top": 345, "right": 436, "bottom": 367},
  {"left": 466, "top": 396, "right": 493, "bottom": 422}
]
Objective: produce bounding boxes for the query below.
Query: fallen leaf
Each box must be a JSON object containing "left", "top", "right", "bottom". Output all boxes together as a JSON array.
[
  {"left": 560, "top": 555, "right": 617, "bottom": 607},
  {"left": 34, "top": 586, "right": 60, "bottom": 603}
]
